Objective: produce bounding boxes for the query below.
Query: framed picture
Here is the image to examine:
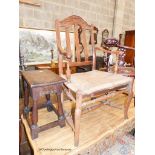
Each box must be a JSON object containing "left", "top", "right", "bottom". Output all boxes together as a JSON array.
[{"left": 19, "top": 28, "right": 75, "bottom": 65}]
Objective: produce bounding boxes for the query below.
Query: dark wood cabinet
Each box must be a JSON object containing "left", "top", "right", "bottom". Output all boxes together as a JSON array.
[{"left": 124, "top": 30, "right": 135, "bottom": 66}]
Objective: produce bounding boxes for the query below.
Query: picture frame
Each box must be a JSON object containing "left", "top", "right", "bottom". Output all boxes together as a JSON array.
[{"left": 19, "top": 28, "right": 75, "bottom": 65}]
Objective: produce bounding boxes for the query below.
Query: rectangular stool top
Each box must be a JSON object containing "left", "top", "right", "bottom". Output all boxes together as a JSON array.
[{"left": 21, "top": 70, "right": 66, "bottom": 87}]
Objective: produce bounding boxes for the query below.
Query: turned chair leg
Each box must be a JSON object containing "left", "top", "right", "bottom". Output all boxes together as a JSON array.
[
  {"left": 124, "top": 78, "right": 134, "bottom": 119},
  {"left": 74, "top": 91, "right": 82, "bottom": 147}
]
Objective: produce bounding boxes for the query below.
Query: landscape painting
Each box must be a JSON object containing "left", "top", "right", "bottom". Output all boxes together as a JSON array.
[{"left": 19, "top": 28, "right": 75, "bottom": 65}]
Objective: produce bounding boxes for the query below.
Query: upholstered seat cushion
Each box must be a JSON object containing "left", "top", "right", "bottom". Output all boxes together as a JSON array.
[{"left": 62, "top": 70, "right": 132, "bottom": 94}]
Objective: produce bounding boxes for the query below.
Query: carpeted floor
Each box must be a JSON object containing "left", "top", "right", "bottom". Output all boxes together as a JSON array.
[{"left": 102, "top": 133, "right": 135, "bottom": 155}]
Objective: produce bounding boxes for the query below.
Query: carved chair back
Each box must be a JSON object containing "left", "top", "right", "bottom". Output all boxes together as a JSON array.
[{"left": 55, "top": 15, "right": 96, "bottom": 81}]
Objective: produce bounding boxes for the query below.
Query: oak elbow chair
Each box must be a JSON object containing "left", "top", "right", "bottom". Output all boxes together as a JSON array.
[{"left": 55, "top": 15, "right": 134, "bottom": 147}]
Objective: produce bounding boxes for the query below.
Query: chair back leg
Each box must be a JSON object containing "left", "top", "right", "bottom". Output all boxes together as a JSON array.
[{"left": 124, "top": 78, "right": 134, "bottom": 119}]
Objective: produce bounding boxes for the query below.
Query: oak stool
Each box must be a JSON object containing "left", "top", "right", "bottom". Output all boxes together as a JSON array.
[{"left": 21, "top": 70, "right": 66, "bottom": 139}]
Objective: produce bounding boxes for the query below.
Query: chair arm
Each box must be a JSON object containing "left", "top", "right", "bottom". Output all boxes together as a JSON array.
[
  {"left": 117, "top": 45, "right": 135, "bottom": 51},
  {"left": 58, "top": 47, "right": 72, "bottom": 59},
  {"left": 95, "top": 46, "right": 124, "bottom": 55}
]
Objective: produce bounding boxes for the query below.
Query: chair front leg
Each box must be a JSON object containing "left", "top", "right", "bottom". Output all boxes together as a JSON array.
[
  {"left": 74, "top": 91, "right": 82, "bottom": 147},
  {"left": 124, "top": 78, "right": 134, "bottom": 119}
]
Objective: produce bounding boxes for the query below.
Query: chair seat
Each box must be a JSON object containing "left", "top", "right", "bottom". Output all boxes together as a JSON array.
[{"left": 62, "top": 70, "right": 132, "bottom": 94}]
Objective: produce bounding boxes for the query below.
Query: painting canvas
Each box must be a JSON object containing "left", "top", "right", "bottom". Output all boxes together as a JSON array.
[{"left": 19, "top": 28, "right": 75, "bottom": 65}]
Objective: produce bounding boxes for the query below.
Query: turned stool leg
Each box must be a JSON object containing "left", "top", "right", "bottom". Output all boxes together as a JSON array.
[
  {"left": 19, "top": 119, "right": 27, "bottom": 145},
  {"left": 23, "top": 81, "right": 30, "bottom": 117},
  {"left": 74, "top": 91, "right": 82, "bottom": 147},
  {"left": 31, "top": 99, "right": 39, "bottom": 139},
  {"left": 57, "top": 91, "right": 65, "bottom": 128},
  {"left": 45, "top": 94, "right": 53, "bottom": 112},
  {"left": 124, "top": 78, "right": 134, "bottom": 119}
]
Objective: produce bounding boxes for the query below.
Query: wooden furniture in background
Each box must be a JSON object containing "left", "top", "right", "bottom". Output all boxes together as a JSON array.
[
  {"left": 35, "top": 64, "right": 51, "bottom": 70},
  {"left": 124, "top": 30, "right": 135, "bottom": 66},
  {"left": 56, "top": 15, "right": 133, "bottom": 146},
  {"left": 35, "top": 61, "right": 77, "bottom": 74},
  {"left": 100, "top": 36, "right": 135, "bottom": 76},
  {"left": 51, "top": 60, "right": 77, "bottom": 74},
  {"left": 21, "top": 70, "right": 66, "bottom": 139}
]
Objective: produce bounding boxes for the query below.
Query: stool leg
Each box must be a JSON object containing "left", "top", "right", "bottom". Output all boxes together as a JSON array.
[
  {"left": 31, "top": 99, "right": 39, "bottom": 139},
  {"left": 45, "top": 94, "right": 53, "bottom": 112},
  {"left": 57, "top": 91, "right": 65, "bottom": 128},
  {"left": 19, "top": 119, "right": 27, "bottom": 145},
  {"left": 23, "top": 81, "right": 30, "bottom": 117}
]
